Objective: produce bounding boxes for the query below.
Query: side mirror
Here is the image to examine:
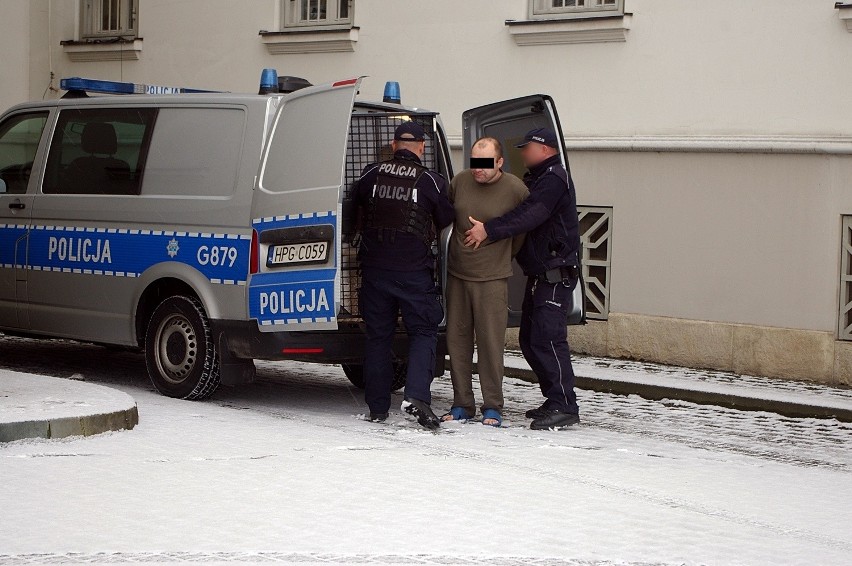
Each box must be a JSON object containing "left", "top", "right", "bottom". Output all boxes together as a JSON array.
[{"left": 0, "top": 179, "right": 7, "bottom": 194}]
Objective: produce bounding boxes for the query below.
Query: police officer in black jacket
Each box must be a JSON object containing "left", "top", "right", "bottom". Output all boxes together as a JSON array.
[
  {"left": 349, "top": 122, "right": 455, "bottom": 430},
  {"left": 465, "top": 127, "right": 581, "bottom": 430}
]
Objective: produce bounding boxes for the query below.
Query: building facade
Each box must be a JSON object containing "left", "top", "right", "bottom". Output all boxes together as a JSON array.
[{"left": 2, "top": 0, "right": 851, "bottom": 385}]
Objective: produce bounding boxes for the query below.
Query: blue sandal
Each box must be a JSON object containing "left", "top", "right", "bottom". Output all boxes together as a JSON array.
[
  {"left": 441, "top": 407, "right": 473, "bottom": 422},
  {"left": 481, "top": 408, "right": 503, "bottom": 428}
]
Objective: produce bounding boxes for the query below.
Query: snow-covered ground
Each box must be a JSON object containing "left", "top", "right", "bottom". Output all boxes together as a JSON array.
[{"left": 1, "top": 337, "right": 851, "bottom": 565}]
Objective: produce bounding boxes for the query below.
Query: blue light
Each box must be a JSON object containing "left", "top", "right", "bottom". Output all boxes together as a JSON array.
[
  {"left": 59, "top": 77, "right": 221, "bottom": 95},
  {"left": 259, "top": 68, "right": 279, "bottom": 95},
  {"left": 61, "top": 77, "right": 135, "bottom": 94},
  {"left": 383, "top": 81, "right": 401, "bottom": 104}
]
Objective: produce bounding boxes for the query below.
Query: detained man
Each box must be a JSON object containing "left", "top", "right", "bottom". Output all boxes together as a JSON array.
[{"left": 442, "top": 137, "right": 528, "bottom": 427}]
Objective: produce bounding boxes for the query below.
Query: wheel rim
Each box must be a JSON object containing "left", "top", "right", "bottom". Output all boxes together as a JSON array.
[{"left": 154, "top": 313, "right": 198, "bottom": 384}]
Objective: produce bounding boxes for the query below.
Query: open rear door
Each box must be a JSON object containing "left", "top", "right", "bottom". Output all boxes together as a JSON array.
[
  {"left": 249, "top": 78, "right": 361, "bottom": 332},
  {"left": 462, "top": 95, "right": 586, "bottom": 326}
]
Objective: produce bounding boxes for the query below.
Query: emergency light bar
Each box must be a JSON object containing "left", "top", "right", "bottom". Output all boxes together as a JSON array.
[{"left": 60, "top": 77, "right": 222, "bottom": 96}]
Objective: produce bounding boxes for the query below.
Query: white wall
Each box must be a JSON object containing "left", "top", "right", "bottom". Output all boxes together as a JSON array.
[
  {"left": 0, "top": 0, "right": 32, "bottom": 111},
  {"left": 572, "top": 150, "right": 852, "bottom": 332},
  {"left": 26, "top": 1, "right": 852, "bottom": 138},
  {"left": 6, "top": 0, "right": 852, "bottom": 337}
]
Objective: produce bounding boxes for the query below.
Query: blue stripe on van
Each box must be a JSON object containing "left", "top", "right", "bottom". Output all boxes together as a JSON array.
[
  {"left": 0, "top": 224, "right": 251, "bottom": 286},
  {"left": 0, "top": 223, "right": 28, "bottom": 269}
]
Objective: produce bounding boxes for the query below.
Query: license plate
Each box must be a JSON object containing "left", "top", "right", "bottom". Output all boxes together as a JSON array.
[{"left": 267, "top": 241, "right": 329, "bottom": 266}]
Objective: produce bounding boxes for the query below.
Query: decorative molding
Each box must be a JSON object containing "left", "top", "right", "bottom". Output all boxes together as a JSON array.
[
  {"left": 560, "top": 135, "right": 852, "bottom": 154},
  {"left": 60, "top": 39, "right": 142, "bottom": 62},
  {"left": 259, "top": 27, "right": 358, "bottom": 54},
  {"left": 505, "top": 14, "right": 631, "bottom": 46},
  {"left": 837, "top": 2, "right": 852, "bottom": 32},
  {"left": 446, "top": 135, "right": 852, "bottom": 155}
]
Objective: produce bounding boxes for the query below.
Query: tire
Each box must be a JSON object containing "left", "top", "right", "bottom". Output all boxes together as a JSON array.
[
  {"left": 342, "top": 362, "right": 406, "bottom": 392},
  {"left": 144, "top": 295, "right": 220, "bottom": 400}
]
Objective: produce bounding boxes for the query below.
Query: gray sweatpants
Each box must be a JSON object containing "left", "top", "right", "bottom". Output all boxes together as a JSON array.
[{"left": 446, "top": 274, "right": 509, "bottom": 416}]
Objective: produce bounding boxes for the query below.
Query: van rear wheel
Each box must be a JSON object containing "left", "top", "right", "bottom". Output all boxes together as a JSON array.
[
  {"left": 342, "top": 362, "right": 406, "bottom": 392},
  {"left": 145, "top": 295, "right": 220, "bottom": 400}
]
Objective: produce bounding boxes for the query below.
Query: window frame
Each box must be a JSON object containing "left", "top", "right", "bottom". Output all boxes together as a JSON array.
[
  {"left": 528, "top": 0, "right": 625, "bottom": 20},
  {"left": 0, "top": 111, "right": 50, "bottom": 196},
  {"left": 281, "top": 0, "right": 353, "bottom": 31},
  {"left": 80, "top": 0, "right": 139, "bottom": 40},
  {"left": 43, "top": 107, "right": 158, "bottom": 197}
]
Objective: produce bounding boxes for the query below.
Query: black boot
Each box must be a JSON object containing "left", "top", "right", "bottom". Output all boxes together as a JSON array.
[
  {"left": 524, "top": 403, "right": 550, "bottom": 420},
  {"left": 402, "top": 398, "right": 440, "bottom": 430},
  {"left": 368, "top": 412, "right": 389, "bottom": 423},
  {"left": 530, "top": 410, "right": 580, "bottom": 430}
]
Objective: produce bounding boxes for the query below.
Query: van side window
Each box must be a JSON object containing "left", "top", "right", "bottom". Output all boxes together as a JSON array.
[
  {"left": 142, "top": 108, "right": 246, "bottom": 197},
  {"left": 43, "top": 108, "right": 157, "bottom": 195},
  {"left": 0, "top": 112, "right": 49, "bottom": 195}
]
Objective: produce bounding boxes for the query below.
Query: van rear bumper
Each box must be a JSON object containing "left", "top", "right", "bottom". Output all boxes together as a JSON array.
[{"left": 211, "top": 319, "right": 447, "bottom": 373}]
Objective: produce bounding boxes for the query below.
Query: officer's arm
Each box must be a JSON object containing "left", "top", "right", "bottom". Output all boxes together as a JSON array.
[
  {"left": 509, "top": 185, "right": 529, "bottom": 255},
  {"left": 484, "top": 174, "right": 567, "bottom": 242},
  {"left": 355, "top": 164, "right": 378, "bottom": 206},
  {"left": 434, "top": 185, "right": 455, "bottom": 230},
  {"left": 426, "top": 173, "right": 455, "bottom": 230},
  {"left": 343, "top": 165, "right": 377, "bottom": 240}
]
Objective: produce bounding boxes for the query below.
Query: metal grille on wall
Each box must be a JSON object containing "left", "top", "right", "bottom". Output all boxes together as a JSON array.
[
  {"left": 841, "top": 215, "right": 852, "bottom": 341},
  {"left": 578, "top": 206, "right": 612, "bottom": 319}
]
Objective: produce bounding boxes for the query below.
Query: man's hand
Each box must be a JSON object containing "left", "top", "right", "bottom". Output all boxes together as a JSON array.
[{"left": 464, "top": 216, "right": 487, "bottom": 249}]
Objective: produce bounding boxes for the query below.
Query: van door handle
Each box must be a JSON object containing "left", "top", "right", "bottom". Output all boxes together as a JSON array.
[{"left": 8, "top": 201, "right": 25, "bottom": 210}]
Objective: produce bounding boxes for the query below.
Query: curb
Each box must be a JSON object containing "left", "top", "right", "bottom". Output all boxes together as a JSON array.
[
  {"left": 482, "top": 364, "right": 852, "bottom": 423},
  {"left": 0, "top": 405, "right": 139, "bottom": 443}
]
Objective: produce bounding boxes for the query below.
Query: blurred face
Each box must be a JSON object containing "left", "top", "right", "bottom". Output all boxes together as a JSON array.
[
  {"left": 470, "top": 143, "right": 504, "bottom": 185},
  {"left": 519, "top": 142, "right": 555, "bottom": 169}
]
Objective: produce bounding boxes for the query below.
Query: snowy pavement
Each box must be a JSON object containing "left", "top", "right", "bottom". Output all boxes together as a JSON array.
[
  {"left": 0, "top": 372, "right": 138, "bottom": 441},
  {"left": 1, "top": 336, "right": 851, "bottom": 565}
]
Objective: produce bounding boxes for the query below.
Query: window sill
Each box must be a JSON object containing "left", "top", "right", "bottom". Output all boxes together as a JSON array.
[
  {"left": 505, "top": 14, "right": 631, "bottom": 46},
  {"left": 259, "top": 27, "right": 359, "bottom": 54},
  {"left": 60, "top": 38, "right": 142, "bottom": 62},
  {"left": 837, "top": 3, "right": 852, "bottom": 32}
]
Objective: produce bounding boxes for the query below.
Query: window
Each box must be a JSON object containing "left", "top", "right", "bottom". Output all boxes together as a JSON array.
[
  {"left": 81, "top": 0, "right": 138, "bottom": 39},
  {"left": 142, "top": 108, "right": 246, "bottom": 198},
  {"left": 44, "top": 108, "right": 157, "bottom": 196},
  {"left": 282, "top": 0, "right": 353, "bottom": 29},
  {"left": 529, "top": 0, "right": 624, "bottom": 19},
  {"left": 0, "top": 113, "right": 48, "bottom": 195}
]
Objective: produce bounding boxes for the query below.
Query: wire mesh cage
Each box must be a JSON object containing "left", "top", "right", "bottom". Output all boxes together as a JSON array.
[{"left": 340, "top": 111, "right": 441, "bottom": 320}]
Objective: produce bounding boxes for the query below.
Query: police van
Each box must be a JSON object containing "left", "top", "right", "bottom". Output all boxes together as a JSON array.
[{"left": 0, "top": 71, "right": 584, "bottom": 399}]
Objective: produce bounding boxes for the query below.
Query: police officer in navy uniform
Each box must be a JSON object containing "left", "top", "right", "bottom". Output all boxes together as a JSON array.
[
  {"left": 465, "top": 127, "right": 581, "bottom": 430},
  {"left": 349, "top": 122, "right": 454, "bottom": 430}
]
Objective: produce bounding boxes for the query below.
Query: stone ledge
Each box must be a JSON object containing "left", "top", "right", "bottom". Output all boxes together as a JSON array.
[
  {"left": 61, "top": 39, "right": 143, "bottom": 62},
  {"left": 259, "top": 27, "right": 359, "bottom": 54},
  {"left": 505, "top": 14, "right": 631, "bottom": 46},
  {"left": 493, "top": 363, "right": 852, "bottom": 423},
  {"left": 837, "top": 3, "right": 852, "bottom": 32},
  {"left": 507, "top": 315, "right": 851, "bottom": 386}
]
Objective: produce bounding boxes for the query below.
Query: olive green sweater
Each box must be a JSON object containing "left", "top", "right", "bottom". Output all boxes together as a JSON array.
[{"left": 448, "top": 169, "right": 528, "bottom": 281}]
